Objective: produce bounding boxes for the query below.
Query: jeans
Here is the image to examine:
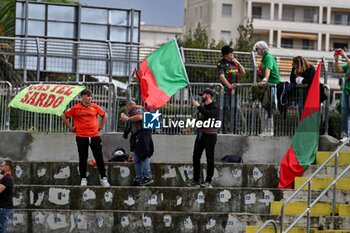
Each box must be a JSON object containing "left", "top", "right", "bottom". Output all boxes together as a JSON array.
[
  {"left": 132, "top": 152, "right": 151, "bottom": 183},
  {"left": 341, "top": 92, "right": 350, "bottom": 136},
  {"left": 0, "top": 208, "right": 13, "bottom": 233},
  {"left": 192, "top": 133, "right": 217, "bottom": 183},
  {"left": 76, "top": 136, "right": 107, "bottom": 179},
  {"left": 222, "top": 94, "right": 237, "bottom": 134}
]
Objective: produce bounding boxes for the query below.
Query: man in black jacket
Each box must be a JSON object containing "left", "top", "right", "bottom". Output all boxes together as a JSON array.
[
  {"left": 191, "top": 88, "right": 220, "bottom": 188},
  {"left": 0, "top": 158, "right": 14, "bottom": 233}
]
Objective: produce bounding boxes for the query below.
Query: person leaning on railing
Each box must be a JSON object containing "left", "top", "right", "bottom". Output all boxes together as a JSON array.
[
  {"left": 334, "top": 49, "right": 350, "bottom": 143},
  {"left": 217, "top": 45, "right": 246, "bottom": 134},
  {"left": 290, "top": 56, "right": 315, "bottom": 113},
  {"left": 253, "top": 41, "right": 280, "bottom": 136}
]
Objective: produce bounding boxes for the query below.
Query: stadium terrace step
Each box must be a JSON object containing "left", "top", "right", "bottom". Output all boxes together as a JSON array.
[
  {"left": 303, "top": 165, "right": 350, "bottom": 178},
  {"left": 246, "top": 226, "right": 316, "bottom": 233},
  {"left": 7, "top": 211, "right": 350, "bottom": 233},
  {"left": 281, "top": 190, "right": 350, "bottom": 204},
  {"left": 13, "top": 162, "right": 279, "bottom": 188},
  {"left": 246, "top": 228, "right": 350, "bottom": 233},
  {"left": 316, "top": 152, "right": 350, "bottom": 166},
  {"left": 13, "top": 185, "right": 283, "bottom": 214},
  {"left": 270, "top": 201, "right": 350, "bottom": 216},
  {"left": 339, "top": 204, "right": 350, "bottom": 217},
  {"left": 294, "top": 177, "right": 350, "bottom": 191}
]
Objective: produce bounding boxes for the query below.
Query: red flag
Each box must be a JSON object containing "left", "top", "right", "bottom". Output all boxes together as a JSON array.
[
  {"left": 278, "top": 62, "right": 322, "bottom": 188},
  {"left": 135, "top": 39, "right": 189, "bottom": 110}
]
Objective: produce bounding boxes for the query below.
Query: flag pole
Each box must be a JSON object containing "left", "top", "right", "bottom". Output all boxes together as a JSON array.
[{"left": 173, "top": 38, "right": 193, "bottom": 102}]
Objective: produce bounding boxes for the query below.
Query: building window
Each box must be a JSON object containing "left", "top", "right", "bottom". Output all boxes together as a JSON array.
[
  {"left": 302, "top": 39, "right": 312, "bottom": 50},
  {"left": 252, "top": 6, "right": 262, "bottom": 19},
  {"left": 304, "top": 8, "right": 317, "bottom": 23},
  {"left": 281, "top": 38, "right": 293, "bottom": 48},
  {"left": 221, "top": 30, "right": 231, "bottom": 42},
  {"left": 222, "top": 4, "right": 232, "bottom": 17},
  {"left": 335, "top": 13, "right": 349, "bottom": 25},
  {"left": 282, "top": 7, "right": 295, "bottom": 21},
  {"left": 200, "top": 6, "right": 203, "bottom": 19},
  {"left": 334, "top": 42, "right": 348, "bottom": 51}
]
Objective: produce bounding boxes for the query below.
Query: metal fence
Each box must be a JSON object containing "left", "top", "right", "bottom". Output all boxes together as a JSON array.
[
  {"left": 122, "top": 83, "right": 224, "bottom": 135},
  {"left": 8, "top": 81, "right": 116, "bottom": 132},
  {"left": 0, "top": 36, "right": 337, "bottom": 135},
  {"left": 0, "top": 81, "right": 12, "bottom": 130}
]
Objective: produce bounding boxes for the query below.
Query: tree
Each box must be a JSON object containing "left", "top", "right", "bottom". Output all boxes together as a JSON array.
[
  {"left": 0, "top": 0, "right": 15, "bottom": 36},
  {"left": 0, "top": 0, "right": 78, "bottom": 37},
  {"left": 234, "top": 20, "right": 255, "bottom": 52}
]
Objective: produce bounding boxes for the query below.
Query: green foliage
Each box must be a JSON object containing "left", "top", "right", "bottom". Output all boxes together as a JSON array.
[
  {"left": 177, "top": 23, "right": 226, "bottom": 49},
  {"left": 0, "top": 0, "right": 78, "bottom": 37},
  {"left": 234, "top": 20, "right": 255, "bottom": 52},
  {"left": 0, "top": 0, "right": 15, "bottom": 36}
]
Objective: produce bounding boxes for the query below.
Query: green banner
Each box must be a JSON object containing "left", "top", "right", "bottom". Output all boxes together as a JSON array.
[{"left": 9, "top": 84, "right": 85, "bottom": 116}]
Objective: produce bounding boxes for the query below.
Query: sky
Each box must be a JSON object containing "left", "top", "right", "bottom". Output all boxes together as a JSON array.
[{"left": 78, "top": 0, "right": 184, "bottom": 27}]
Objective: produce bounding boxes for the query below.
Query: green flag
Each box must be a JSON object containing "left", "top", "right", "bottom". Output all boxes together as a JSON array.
[{"left": 9, "top": 84, "right": 85, "bottom": 116}]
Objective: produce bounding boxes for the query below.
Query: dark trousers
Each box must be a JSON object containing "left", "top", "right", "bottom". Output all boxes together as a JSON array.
[
  {"left": 192, "top": 133, "right": 217, "bottom": 183},
  {"left": 76, "top": 136, "right": 107, "bottom": 179}
]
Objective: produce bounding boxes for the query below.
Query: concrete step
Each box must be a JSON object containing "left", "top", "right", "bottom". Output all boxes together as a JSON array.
[
  {"left": 246, "top": 227, "right": 350, "bottom": 233},
  {"left": 339, "top": 204, "right": 350, "bottom": 217},
  {"left": 282, "top": 190, "right": 350, "bottom": 204},
  {"left": 295, "top": 177, "right": 350, "bottom": 191},
  {"left": 246, "top": 226, "right": 314, "bottom": 233},
  {"left": 13, "top": 185, "right": 283, "bottom": 214},
  {"left": 13, "top": 162, "right": 279, "bottom": 188},
  {"left": 303, "top": 165, "right": 350, "bottom": 178},
  {"left": 7, "top": 210, "right": 350, "bottom": 233},
  {"left": 316, "top": 152, "right": 350, "bottom": 166},
  {"left": 270, "top": 201, "right": 350, "bottom": 216}
]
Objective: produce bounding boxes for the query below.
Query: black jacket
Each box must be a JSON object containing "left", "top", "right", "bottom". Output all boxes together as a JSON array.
[{"left": 197, "top": 101, "right": 220, "bottom": 134}]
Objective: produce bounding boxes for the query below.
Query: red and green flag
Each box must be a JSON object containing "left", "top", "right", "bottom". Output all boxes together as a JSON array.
[
  {"left": 135, "top": 38, "right": 189, "bottom": 110},
  {"left": 278, "top": 62, "right": 322, "bottom": 189}
]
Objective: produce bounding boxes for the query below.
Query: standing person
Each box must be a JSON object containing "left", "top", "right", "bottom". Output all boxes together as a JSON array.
[
  {"left": 334, "top": 49, "right": 350, "bottom": 142},
  {"left": 120, "top": 101, "right": 154, "bottom": 186},
  {"left": 61, "top": 89, "right": 110, "bottom": 187},
  {"left": 290, "top": 56, "right": 316, "bottom": 113},
  {"left": 254, "top": 41, "right": 280, "bottom": 136},
  {"left": 191, "top": 88, "right": 220, "bottom": 188},
  {"left": 217, "top": 45, "right": 246, "bottom": 133},
  {"left": 0, "top": 158, "right": 14, "bottom": 233}
]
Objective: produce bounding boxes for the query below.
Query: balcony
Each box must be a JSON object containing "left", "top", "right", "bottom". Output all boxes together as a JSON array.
[{"left": 252, "top": 19, "right": 350, "bottom": 36}]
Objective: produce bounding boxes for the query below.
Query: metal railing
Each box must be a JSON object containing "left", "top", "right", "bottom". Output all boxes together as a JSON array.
[
  {"left": 0, "top": 81, "right": 12, "bottom": 130},
  {"left": 257, "top": 139, "right": 350, "bottom": 233},
  {"left": 11, "top": 81, "right": 116, "bottom": 132},
  {"left": 124, "top": 82, "right": 225, "bottom": 134}
]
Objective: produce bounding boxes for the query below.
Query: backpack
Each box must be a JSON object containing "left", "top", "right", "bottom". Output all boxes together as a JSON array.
[{"left": 109, "top": 147, "right": 128, "bottom": 162}]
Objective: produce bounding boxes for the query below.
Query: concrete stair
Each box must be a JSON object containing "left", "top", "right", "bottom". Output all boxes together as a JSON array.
[
  {"left": 246, "top": 151, "right": 350, "bottom": 232},
  {"left": 7, "top": 151, "right": 350, "bottom": 232}
]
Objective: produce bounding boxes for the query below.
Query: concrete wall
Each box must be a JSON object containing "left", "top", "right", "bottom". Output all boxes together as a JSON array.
[{"left": 0, "top": 132, "right": 292, "bottom": 164}]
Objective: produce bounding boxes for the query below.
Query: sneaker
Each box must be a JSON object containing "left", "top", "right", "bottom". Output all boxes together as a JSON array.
[
  {"left": 141, "top": 177, "right": 154, "bottom": 186},
  {"left": 100, "top": 177, "right": 110, "bottom": 187},
  {"left": 200, "top": 182, "right": 213, "bottom": 188},
  {"left": 340, "top": 134, "right": 348, "bottom": 144},
  {"left": 258, "top": 132, "right": 273, "bottom": 136},
  {"left": 80, "top": 178, "right": 87, "bottom": 186},
  {"left": 189, "top": 181, "right": 200, "bottom": 188}
]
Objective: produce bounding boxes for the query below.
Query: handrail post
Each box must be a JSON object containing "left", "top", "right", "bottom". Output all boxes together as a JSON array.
[
  {"left": 332, "top": 152, "right": 339, "bottom": 216},
  {"left": 307, "top": 182, "right": 311, "bottom": 233}
]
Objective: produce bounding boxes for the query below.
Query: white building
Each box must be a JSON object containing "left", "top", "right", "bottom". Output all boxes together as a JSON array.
[
  {"left": 140, "top": 24, "right": 183, "bottom": 47},
  {"left": 184, "top": 0, "right": 350, "bottom": 59}
]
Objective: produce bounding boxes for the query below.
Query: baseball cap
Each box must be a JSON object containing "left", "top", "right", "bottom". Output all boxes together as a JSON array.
[
  {"left": 198, "top": 88, "right": 215, "bottom": 96},
  {"left": 221, "top": 45, "right": 234, "bottom": 55}
]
